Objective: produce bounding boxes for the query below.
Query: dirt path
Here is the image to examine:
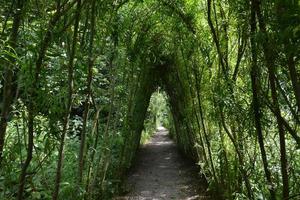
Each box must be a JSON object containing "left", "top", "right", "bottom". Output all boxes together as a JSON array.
[{"left": 117, "top": 127, "right": 210, "bottom": 200}]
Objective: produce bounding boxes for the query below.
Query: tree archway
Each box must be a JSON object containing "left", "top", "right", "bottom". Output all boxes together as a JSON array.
[{"left": 1, "top": 0, "right": 300, "bottom": 199}]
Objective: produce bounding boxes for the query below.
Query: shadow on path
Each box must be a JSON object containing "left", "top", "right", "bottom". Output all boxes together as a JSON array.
[{"left": 116, "top": 127, "right": 210, "bottom": 200}]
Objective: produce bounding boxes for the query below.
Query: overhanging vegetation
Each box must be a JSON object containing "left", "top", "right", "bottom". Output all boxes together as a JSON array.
[{"left": 0, "top": 0, "right": 300, "bottom": 199}]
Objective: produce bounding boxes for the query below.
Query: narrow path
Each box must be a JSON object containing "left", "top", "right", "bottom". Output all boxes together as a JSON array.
[{"left": 117, "top": 127, "right": 210, "bottom": 200}]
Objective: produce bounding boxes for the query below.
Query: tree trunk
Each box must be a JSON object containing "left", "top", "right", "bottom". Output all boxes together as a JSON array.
[
  {"left": 0, "top": 0, "right": 26, "bottom": 165},
  {"left": 52, "top": 1, "right": 81, "bottom": 199},
  {"left": 16, "top": 2, "right": 68, "bottom": 198},
  {"left": 78, "top": 0, "right": 96, "bottom": 187},
  {"left": 207, "top": 0, "right": 228, "bottom": 79},
  {"left": 276, "top": 0, "right": 300, "bottom": 113},
  {"left": 249, "top": 3, "right": 276, "bottom": 198},
  {"left": 17, "top": 110, "right": 34, "bottom": 200},
  {"left": 252, "top": 0, "right": 289, "bottom": 198},
  {"left": 219, "top": 107, "right": 253, "bottom": 199},
  {"left": 287, "top": 55, "right": 300, "bottom": 113}
]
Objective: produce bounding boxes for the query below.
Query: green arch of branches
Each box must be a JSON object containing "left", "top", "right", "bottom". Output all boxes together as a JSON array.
[
  {"left": 114, "top": 0, "right": 202, "bottom": 178},
  {"left": 119, "top": 59, "right": 199, "bottom": 173}
]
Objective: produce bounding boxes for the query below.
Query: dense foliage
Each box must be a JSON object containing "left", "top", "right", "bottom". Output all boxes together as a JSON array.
[{"left": 0, "top": 0, "right": 300, "bottom": 199}]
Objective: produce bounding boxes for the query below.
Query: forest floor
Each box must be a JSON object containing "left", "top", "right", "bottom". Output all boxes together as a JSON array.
[{"left": 115, "top": 127, "right": 211, "bottom": 200}]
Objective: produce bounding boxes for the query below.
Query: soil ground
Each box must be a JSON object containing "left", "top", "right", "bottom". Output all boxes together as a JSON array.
[{"left": 115, "top": 127, "right": 211, "bottom": 200}]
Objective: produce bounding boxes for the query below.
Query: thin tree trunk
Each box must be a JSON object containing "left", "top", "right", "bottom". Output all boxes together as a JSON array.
[
  {"left": 252, "top": 0, "right": 289, "bottom": 198},
  {"left": 207, "top": 0, "right": 228, "bottom": 78},
  {"left": 264, "top": 99, "right": 300, "bottom": 147},
  {"left": 17, "top": 2, "right": 68, "bottom": 198},
  {"left": 232, "top": 30, "right": 247, "bottom": 82},
  {"left": 0, "top": 0, "right": 26, "bottom": 165},
  {"left": 219, "top": 107, "right": 253, "bottom": 199},
  {"left": 52, "top": 1, "right": 81, "bottom": 199},
  {"left": 191, "top": 72, "right": 209, "bottom": 165},
  {"left": 84, "top": 109, "right": 100, "bottom": 200},
  {"left": 91, "top": 72, "right": 116, "bottom": 199},
  {"left": 17, "top": 110, "right": 34, "bottom": 200},
  {"left": 249, "top": 3, "right": 276, "bottom": 198},
  {"left": 217, "top": 121, "right": 230, "bottom": 195},
  {"left": 78, "top": 0, "right": 96, "bottom": 187},
  {"left": 98, "top": 43, "right": 117, "bottom": 196},
  {"left": 275, "top": 0, "right": 300, "bottom": 113},
  {"left": 198, "top": 94, "right": 217, "bottom": 181},
  {"left": 287, "top": 55, "right": 300, "bottom": 113}
]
